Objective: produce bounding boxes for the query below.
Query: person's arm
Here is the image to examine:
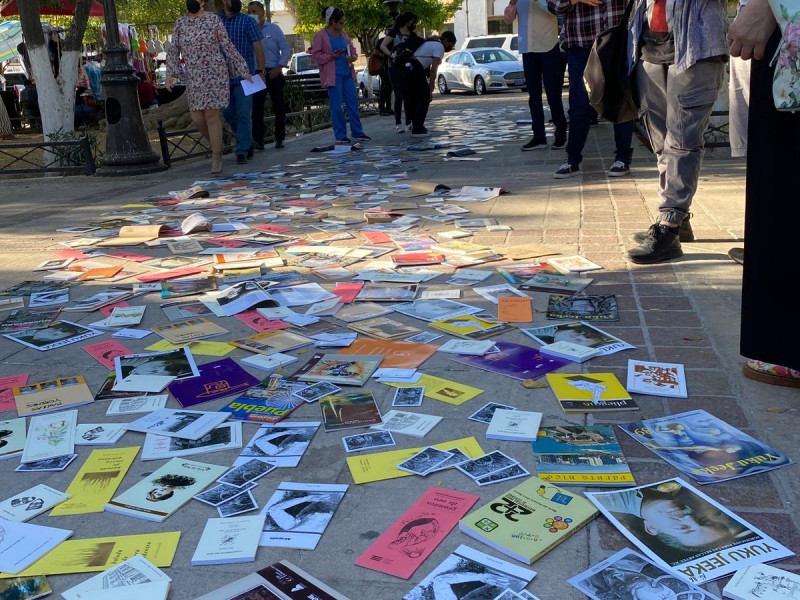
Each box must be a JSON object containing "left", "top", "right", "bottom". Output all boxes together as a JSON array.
[
  {"left": 428, "top": 56, "right": 443, "bottom": 97},
  {"left": 504, "top": 0, "right": 517, "bottom": 24},
  {"left": 309, "top": 30, "right": 336, "bottom": 65},
  {"left": 217, "top": 19, "right": 253, "bottom": 81},
  {"left": 253, "top": 39, "right": 266, "bottom": 79},
  {"left": 380, "top": 34, "right": 395, "bottom": 57},
  {"left": 728, "top": 0, "right": 777, "bottom": 60},
  {"left": 273, "top": 28, "right": 291, "bottom": 79},
  {"left": 164, "top": 24, "right": 181, "bottom": 91}
]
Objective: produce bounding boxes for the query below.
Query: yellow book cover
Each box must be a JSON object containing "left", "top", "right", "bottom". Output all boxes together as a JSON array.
[
  {"left": 386, "top": 374, "right": 483, "bottom": 406},
  {"left": 0, "top": 532, "right": 180, "bottom": 578},
  {"left": 347, "top": 436, "right": 484, "bottom": 484},
  {"left": 458, "top": 476, "right": 599, "bottom": 565},
  {"left": 144, "top": 339, "right": 235, "bottom": 356},
  {"left": 545, "top": 372, "right": 638, "bottom": 413},
  {"left": 50, "top": 446, "right": 140, "bottom": 516}
]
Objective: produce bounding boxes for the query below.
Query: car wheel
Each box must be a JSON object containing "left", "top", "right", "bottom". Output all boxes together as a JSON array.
[
  {"left": 474, "top": 76, "right": 486, "bottom": 96},
  {"left": 437, "top": 75, "right": 450, "bottom": 95}
]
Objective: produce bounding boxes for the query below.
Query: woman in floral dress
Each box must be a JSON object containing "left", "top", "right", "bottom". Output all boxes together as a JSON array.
[{"left": 165, "top": 0, "right": 252, "bottom": 174}]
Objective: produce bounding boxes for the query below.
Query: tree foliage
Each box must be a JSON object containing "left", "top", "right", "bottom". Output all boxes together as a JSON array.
[{"left": 288, "top": 0, "right": 462, "bottom": 53}]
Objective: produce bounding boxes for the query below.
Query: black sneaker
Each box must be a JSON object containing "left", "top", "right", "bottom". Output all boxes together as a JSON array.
[
  {"left": 246, "top": 144, "right": 255, "bottom": 159},
  {"left": 630, "top": 213, "right": 694, "bottom": 243},
  {"left": 624, "top": 224, "right": 683, "bottom": 264},
  {"left": 275, "top": 141, "right": 285, "bottom": 149},
  {"left": 553, "top": 162, "right": 580, "bottom": 179},
  {"left": 254, "top": 141, "right": 265, "bottom": 151},
  {"left": 353, "top": 134, "right": 372, "bottom": 141},
  {"left": 335, "top": 137, "right": 351, "bottom": 144},
  {"left": 608, "top": 160, "right": 630, "bottom": 177},
  {"left": 411, "top": 128, "right": 430, "bottom": 137},
  {"left": 551, "top": 137, "right": 566, "bottom": 150},
  {"left": 236, "top": 154, "right": 247, "bottom": 164},
  {"left": 521, "top": 138, "right": 548, "bottom": 151},
  {"left": 728, "top": 247, "right": 744, "bottom": 265}
]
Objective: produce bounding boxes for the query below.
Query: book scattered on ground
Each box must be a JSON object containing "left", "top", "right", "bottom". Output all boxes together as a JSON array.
[
  {"left": 236, "top": 421, "right": 320, "bottom": 468},
  {"left": 533, "top": 425, "right": 635, "bottom": 487},
  {"left": 220, "top": 375, "right": 307, "bottom": 424},
  {"left": 75, "top": 423, "right": 127, "bottom": 445},
  {"left": 230, "top": 329, "right": 313, "bottom": 355},
  {"left": 547, "top": 255, "right": 604, "bottom": 273},
  {"left": 469, "top": 402, "right": 516, "bottom": 424},
  {"left": 626, "top": 359, "right": 688, "bottom": 398},
  {"left": 546, "top": 294, "right": 618, "bottom": 321},
  {"left": 4, "top": 321, "right": 104, "bottom": 352},
  {"left": 105, "top": 394, "right": 168, "bottom": 415},
  {"left": 520, "top": 320, "right": 635, "bottom": 356},
  {"left": 403, "top": 544, "right": 536, "bottom": 600},
  {"left": 151, "top": 317, "right": 228, "bottom": 344},
  {"left": 455, "top": 450, "right": 530, "bottom": 486},
  {"left": 618, "top": 409, "right": 793, "bottom": 484},
  {"left": 723, "top": 562, "right": 800, "bottom": 600},
  {"left": 50, "top": 446, "right": 139, "bottom": 516},
  {"left": 568, "top": 548, "right": 718, "bottom": 600},
  {"left": 124, "top": 408, "right": 230, "bottom": 440},
  {"left": 370, "top": 409, "right": 441, "bottom": 438},
  {"left": 166, "top": 357, "right": 260, "bottom": 408},
  {"left": 112, "top": 348, "right": 200, "bottom": 393},
  {"left": 15, "top": 454, "right": 77, "bottom": 472},
  {"left": 429, "top": 313, "right": 513, "bottom": 340},
  {"left": 13, "top": 376, "right": 94, "bottom": 417},
  {"left": 338, "top": 338, "right": 437, "bottom": 369},
  {"left": 0, "top": 576, "right": 51, "bottom": 600},
  {"left": 60, "top": 554, "right": 171, "bottom": 600},
  {"left": 141, "top": 422, "right": 242, "bottom": 461},
  {"left": 459, "top": 475, "right": 599, "bottom": 565},
  {"left": 539, "top": 340, "right": 603, "bottom": 363},
  {"left": 486, "top": 408, "right": 542, "bottom": 442},
  {"left": 259, "top": 481, "right": 348, "bottom": 550},
  {"left": 348, "top": 316, "right": 422, "bottom": 339},
  {"left": 194, "top": 560, "right": 352, "bottom": 600},
  {"left": 294, "top": 353, "right": 383, "bottom": 386},
  {"left": 105, "top": 457, "right": 227, "bottom": 522},
  {"left": 0, "top": 484, "right": 70, "bottom": 521},
  {"left": 437, "top": 338, "right": 497, "bottom": 355},
  {"left": 389, "top": 298, "right": 482, "bottom": 322},
  {"left": 319, "top": 390, "right": 382, "bottom": 432},
  {"left": 397, "top": 446, "right": 456, "bottom": 475},
  {"left": 585, "top": 477, "right": 795, "bottom": 582},
  {"left": 0, "top": 520, "right": 73, "bottom": 575},
  {"left": 354, "top": 486, "right": 480, "bottom": 579},
  {"left": 240, "top": 351, "right": 298, "bottom": 371},
  {"left": 21, "top": 410, "right": 78, "bottom": 464},
  {"left": 518, "top": 272, "right": 593, "bottom": 295},
  {"left": 545, "top": 372, "right": 638, "bottom": 413},
  {"left": 0, "top": 416, "right": 26, "bottom": 460},
  {"left": 191, "top": 514, "right": 267, "bottom": 566},
  {"left": 342, "top": 430, "right": 396, "bottom": 452},
  {"left": 450, "top": 340, "right": 569, "bottom": 381}
]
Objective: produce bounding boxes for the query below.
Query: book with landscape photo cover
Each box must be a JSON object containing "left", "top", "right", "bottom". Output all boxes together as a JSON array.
[
  {"left": 545, "top": 372, "right": 638, "bottom": 413},
  {"left": 220, "top": 375, "right": 306, "bottom": 424},
  {"left": 194, "top": 560, "right": 352, "bottom": 600},
  {"left": 354, "top": 486, "right": 480, "bottom": 579},
  {"left": 618, "top": 409, "right": 793, "bottom": 484},
  {"left": 546, "top": 294, "right": 619, "bottom": 321},
  {"left": 458, "top": 475, "right": 599, "bottom": 565},
  {"left": 532, "top": 425, "right": 636, "bottom": 487},
  {"left": 294, "top": 353, "right": 383, "bottom": 386},
  {"left": 320, "top": 390, "right": 383, "bottom": 432}
]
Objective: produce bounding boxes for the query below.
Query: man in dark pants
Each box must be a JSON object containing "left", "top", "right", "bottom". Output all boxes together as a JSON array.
[
  {"left": 377, "top": 29, "right": 394, "bottom": 116},
  {"left": 248, "top": 0, "right": 291, "bottom": 150},
  {"left": 402, "top": 32, "right": 457, "bottom": 137}
]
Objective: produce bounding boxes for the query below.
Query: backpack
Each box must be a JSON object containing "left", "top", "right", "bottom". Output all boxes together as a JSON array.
[{"left": 367, "top": 49, "right": 384, "bottom": 76}]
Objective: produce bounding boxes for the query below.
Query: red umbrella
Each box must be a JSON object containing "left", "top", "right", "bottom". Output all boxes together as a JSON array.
[{"left": 0, "top": 0, "right": 105, "bottom": 17}]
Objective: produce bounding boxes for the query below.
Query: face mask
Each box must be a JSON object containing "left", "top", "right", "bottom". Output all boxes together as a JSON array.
[
  {"left": 186, "top": 0, "right": 201, "bottom": 13},
  {"left": 249, "top": 13, "right": 259, "bottom": 23},
  {"left": 230, "top": 0, "right": 242, "bottom": 12}
]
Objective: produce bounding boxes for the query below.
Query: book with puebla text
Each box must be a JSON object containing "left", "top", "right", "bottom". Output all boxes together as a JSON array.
[
  {"left": 219, "top": 375, "right": 307, "bottom": 424},
  {"left": 533, "top": 425, "right": 635, "bottom": 487},
  {"left": 458, "top": 475, "right": 599, "bottom": 565}
]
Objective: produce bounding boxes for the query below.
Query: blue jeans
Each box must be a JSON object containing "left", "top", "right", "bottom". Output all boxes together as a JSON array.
[
  {"left": 327, "top": 73, "right": 364, "bottom": 141},
  {"left": 522, "top": 43, "right": 567, "bottom": 142},
  {"left": 565, "top": 46, "right": 633, "bottom": 167},
  {"left": 223, "top": 82, "right": 253, "bottom": 155}
]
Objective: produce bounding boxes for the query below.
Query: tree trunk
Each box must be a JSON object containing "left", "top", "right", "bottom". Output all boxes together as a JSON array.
[
  {"left": 0, "top": 101, "right": 12, "bottom": 139},
  {"left": 139, "top": 93, "right": 192, "bottom": 131}
]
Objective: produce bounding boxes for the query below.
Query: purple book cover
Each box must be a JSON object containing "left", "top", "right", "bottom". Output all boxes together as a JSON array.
[
  {"left": 168, "top": 357, "right": 261, "bottom": 407},
  {"left": 449, "top": 340, "right": 570, "bottom": 380}
]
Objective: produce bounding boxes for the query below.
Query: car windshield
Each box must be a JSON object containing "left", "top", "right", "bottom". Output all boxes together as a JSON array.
[
  {"left": 472, "top": 49, "right": 517, "bottom": 64},
  {"left": 296, "top": 55, "right": 317, "bottom": 71}
]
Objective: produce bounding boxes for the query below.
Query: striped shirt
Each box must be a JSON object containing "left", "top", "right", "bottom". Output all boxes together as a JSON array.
[
  {"left": 547, "top": 0, "right": 627, "bottom": 49},
  {"left": 219, "top": 12, "right": 263, "bottom": 79}
]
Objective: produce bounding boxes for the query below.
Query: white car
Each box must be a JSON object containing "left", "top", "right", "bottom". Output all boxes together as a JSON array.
[
  {"left": 356, "top": 64, "right": 381, "bottom": 98},
  {"left": 437, "top": 48, "right": 525, "bottom": 96}
]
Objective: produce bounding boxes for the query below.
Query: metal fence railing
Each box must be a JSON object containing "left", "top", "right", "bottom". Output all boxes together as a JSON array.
[{"left": 0, "top": 135, "right": 96, "bottom": 176}]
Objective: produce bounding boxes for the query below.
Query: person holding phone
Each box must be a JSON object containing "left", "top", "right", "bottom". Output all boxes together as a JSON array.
[{"left": 310, "top": 6, "right": 371, "bottom": 144}]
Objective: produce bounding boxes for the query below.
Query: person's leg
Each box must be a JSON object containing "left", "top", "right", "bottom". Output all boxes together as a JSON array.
[
  {"left": 251, "top": 87, "right": 267, "bottom": 148},
  {"left": 540, "top": 43, "right": 568, "bottom": 145},
  {"left": 205, "top": 108, "right": 224, "bottom": 174},
  {"left": 327, "top": 76, "right": 347, "bottom": 140},
  {"left": 522, "top": 52, "right": 547, "bottom": 143},
  {"left": 636, "top": 60, "right": 669, "bottom": 197},
  {"left": 269, "top": 74, "right": 287, "bottom": 144},
  {"left": 563, "top": 46, "right": 591, "bottom": 168},
  {"left": 410, "top": 67, "right": 430, "bottom": 134},
  {"left": 234, "top": 85, "right": 253, "bottom": 157},
  {"left": 389, "top": 65, "right": 405, "bottom": 127},
  {"left": 342, "top": 76, "right": 365, "bottom": 137},
  {"left": 190, "top": 109, "right": 210, "bottom": 140}
]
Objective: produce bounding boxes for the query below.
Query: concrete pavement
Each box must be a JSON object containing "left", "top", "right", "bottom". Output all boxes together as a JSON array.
[{"left": 0, "top": 92, "right": 797, "bottom": 599}]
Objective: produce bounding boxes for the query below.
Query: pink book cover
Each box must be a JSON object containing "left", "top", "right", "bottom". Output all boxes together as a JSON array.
[
  {"left": 363, "top": 231, "right": 392, "bottom": 244},
  {"left": 53, "top": 249, "right": 90, "bottom": 259},
  {"left": 207, "top": 237, "right": 248, "bottom": 248},
  {"left": 332, "top": 282, "right": 364, "bottom": 304},
  {"left": 84, "top": 339, "right": 133, "bottom": 369},
  {"left": 107, "top": 251, "right": 153, "bottom": 262},
  {"left": 0, "top": 373, "right": 29, "bottom": 412},
  {"left": 235, "top": 310, "right": 290, "bottom": 332},
  {"left": 99, "top": 301, "right": 130, "bottom": 317},
  {"left": 137, "top": 266, "right": 205, "bottom": 282},
  {"left": 354, "top": 486, "right": 480, "bottom": 579},
  {"left": 252, "top": 223, "right": 292, "bottom": 234},
  {"left": 283, "top": 200, "right": 325, "bottom": 207}
]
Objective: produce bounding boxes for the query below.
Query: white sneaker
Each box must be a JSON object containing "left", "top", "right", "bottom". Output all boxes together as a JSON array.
[
  {"left": 396, "top": 124, "right": 405, "bottom": 133},
  {"left": 406, "top": 124, "right": 413, "bottom": 132}
]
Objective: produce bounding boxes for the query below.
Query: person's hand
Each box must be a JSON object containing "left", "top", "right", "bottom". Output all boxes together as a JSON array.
[
  {"left": 269, "top": 66, "right": 282, "bottom": 80},
  {"left": 244, "top": 74, "right": 254, "bottom": 83},
  {"left": 165, "top": 76, "right": 173, "bottom": 92},
  {"left": 728, "top": 0, "right": 777, "bottom": 60}
]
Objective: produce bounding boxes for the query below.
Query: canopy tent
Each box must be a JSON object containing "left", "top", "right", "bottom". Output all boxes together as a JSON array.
[
  {"left": 0, "top": 20, "right": 23, "bottom": 63},
  {"left": 0, "top": 0, "right": 105, "bottom": 17}
]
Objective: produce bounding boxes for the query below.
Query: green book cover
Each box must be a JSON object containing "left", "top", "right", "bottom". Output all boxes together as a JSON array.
[{"left": 458, "top": 475, "right": 599, "bottom": 565}]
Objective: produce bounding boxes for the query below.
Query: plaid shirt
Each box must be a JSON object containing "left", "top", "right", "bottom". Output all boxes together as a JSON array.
[
  {"left": 219, "top": 12, "right": 263, "bottom": 79},
  {"left": 547, "top": 0, "right": 627, "bottom": 49}
]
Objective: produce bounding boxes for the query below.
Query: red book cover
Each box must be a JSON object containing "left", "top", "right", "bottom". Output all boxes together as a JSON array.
[
  {"left": 332, "top": 282, "right": 364, "bottom": 304},
  {"left": 355, "top": 486, "right": 480, "bottom": 579},
  {"left": 136, "top": 267, "right": 205, "bottom": 283},
  {"left": 235, "top": 310, "right": 290, "bottom": 332},
  {"left": 84, "top": 339, "right": 133, "bottom": 369}
]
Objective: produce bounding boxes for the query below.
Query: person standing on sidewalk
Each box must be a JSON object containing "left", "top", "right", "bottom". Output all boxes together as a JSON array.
[
  {"left": 547, "top": 0, "right": 634, "bottom": 178},
  {"left": 377, "top": 28, "right": 395, "bottom": 116},
  {"left": 623, "top": 0, "right": 729, "bottom": 264},
  {"left": 402, "top": 32, "right": 457, "bottom": 137},
  {"left": 380, "top": 13, "right": 421, "bottom": 133},
  {"left": 504, "top": 0, "right": 567, "bottom": 151},
  {"left": 248, "top": 1, "right": 291, "bottom": 151},
  {"left": 728, "top": 0, "right": 800, "bottom": 386},
  {"left": 220, "top": 0, "right": 266, "bottom": 165}
]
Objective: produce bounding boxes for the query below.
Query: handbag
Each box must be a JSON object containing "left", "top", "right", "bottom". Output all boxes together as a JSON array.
[
  {"left": 583, "top": 0, "right": 639, "bottom": 123},
  {"left": 367, "top": 49, "right": 384, "bottom": 76},
  {"left": 768, "top": 0, "right": 800, "bottom": 112}
]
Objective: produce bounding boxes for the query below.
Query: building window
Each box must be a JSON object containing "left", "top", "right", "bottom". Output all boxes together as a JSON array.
[{"left": 488, "top": 17, "right": 513, "bottom": 34}]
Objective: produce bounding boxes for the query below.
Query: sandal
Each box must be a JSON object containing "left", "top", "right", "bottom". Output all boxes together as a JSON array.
[{"left": 742, "top": 359, "right": 800, "bottom": 388}]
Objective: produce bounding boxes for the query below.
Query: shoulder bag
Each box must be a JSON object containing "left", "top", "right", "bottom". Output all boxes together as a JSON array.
[{"left": 768, "top": 0, "right": 800, "bottom": 112}]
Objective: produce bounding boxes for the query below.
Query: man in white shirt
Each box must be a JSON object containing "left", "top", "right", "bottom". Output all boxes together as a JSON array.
[{"left": 403, "top": 31, "right": 457, "bottom": 137}]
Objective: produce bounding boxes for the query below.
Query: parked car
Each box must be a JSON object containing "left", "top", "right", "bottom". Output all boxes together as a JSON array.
[
  {"left": 356, "top": 64, "right": 381, "bottom": 98},
  {"left": 461, "top": 34, "right": 519, "bottom": 59},
  {"left": 437, "top": 48, "right": 525, "bottom": 96},
  {"left": 286, "top": 52, "right": 319, "bottom": 76}
]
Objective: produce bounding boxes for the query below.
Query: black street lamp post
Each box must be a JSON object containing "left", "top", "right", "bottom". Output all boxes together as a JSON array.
[
  {"left": 383, "top": 0, "right": 402, "bottom": 21},
  {"left": 97, "top": 0, "right": 166, "bottom": 176}
]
